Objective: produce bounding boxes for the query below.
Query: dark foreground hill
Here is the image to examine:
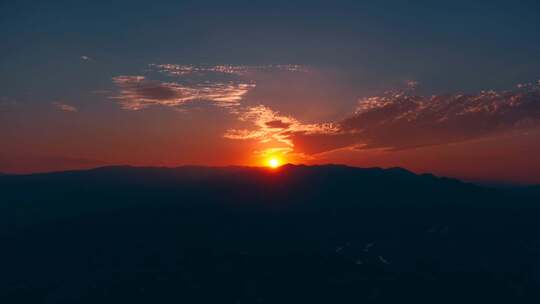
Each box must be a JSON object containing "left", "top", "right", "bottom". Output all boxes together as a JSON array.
[{"left": 1, "top": 164, "right": 540, "bottom": 303}]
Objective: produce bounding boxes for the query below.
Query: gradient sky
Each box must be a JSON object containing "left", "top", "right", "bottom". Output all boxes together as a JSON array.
[{"left": 1, "top": 0, "right": 540, "bottom": 184}]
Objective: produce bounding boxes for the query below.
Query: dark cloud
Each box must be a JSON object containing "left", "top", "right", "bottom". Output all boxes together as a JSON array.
[
  {"left": 265, "top": 120, "right": 291, "bottom": 129},
  {"left": 341, "top": 84, "right": 540, "bottom": 151}
]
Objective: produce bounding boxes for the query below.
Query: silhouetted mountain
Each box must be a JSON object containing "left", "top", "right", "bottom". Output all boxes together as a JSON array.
[{"left": 1, "top": 165, "right": 540, "bottom": 303}]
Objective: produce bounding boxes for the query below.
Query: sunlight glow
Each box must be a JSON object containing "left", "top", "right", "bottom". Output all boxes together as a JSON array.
[{"left": 267, "top": 158, "right": 281, "bottom": 168}]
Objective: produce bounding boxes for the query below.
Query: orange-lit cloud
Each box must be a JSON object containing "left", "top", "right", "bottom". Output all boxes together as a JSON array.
[
  {"left": 225, "top": 81, "right": 540, "bottom": 157},
  {"left": 225, "top": 105, "right": 340, "bottom": 147}
]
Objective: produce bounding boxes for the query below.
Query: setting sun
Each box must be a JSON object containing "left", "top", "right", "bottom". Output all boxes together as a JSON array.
[{"left": 267, "top": 158, "right": 281, "bottom": 168}]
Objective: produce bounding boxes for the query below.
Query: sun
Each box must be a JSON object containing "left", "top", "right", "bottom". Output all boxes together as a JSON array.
[{"left": 267, "top": 158, "right": 281, "bottom": 169}]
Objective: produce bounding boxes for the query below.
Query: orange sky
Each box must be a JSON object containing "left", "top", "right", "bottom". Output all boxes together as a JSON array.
[{"left": 1, "top": 65, "right": 539, "bottom": 185}]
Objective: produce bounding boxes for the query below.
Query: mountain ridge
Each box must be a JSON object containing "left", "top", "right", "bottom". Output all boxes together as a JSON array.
[
  {"left": 2, "top": 164, "right": 540, "bottom": 302},
  {"left": 2, "top": 164, "right": 537, "bottom": 189},
  {"left": 1, "top": 163, "right": 535, "bottom": 229},
  {"left": 0, "top": 163, "right": 462, "bottom": 183}
]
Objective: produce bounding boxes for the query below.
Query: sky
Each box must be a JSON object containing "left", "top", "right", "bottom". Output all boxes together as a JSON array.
[{"left": 1, "top": 0, "right": 540, "bottom": 184}]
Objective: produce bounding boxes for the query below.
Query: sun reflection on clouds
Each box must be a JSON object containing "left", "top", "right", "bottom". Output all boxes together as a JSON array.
[
  {"left": 224, "top": 105, "right": 341, "bottom": 165},
  {"left": 111, "top": 63, "right": 540, "bottom": 167},
  {"left": 225, "top": 105, "right": 339, "bottom": 147}
]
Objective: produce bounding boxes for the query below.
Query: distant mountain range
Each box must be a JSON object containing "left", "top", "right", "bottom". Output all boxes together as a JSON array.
[
  {"left": 1, "top": 164, "right": 537, "bottom": 224},
  {"left": 2, "top": 165, "right": 540, "bottom": 303}
]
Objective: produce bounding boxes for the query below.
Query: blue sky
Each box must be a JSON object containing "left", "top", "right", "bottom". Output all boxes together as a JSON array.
[{"left": 2, "top": 0, "right": 540, "bottom": 97}]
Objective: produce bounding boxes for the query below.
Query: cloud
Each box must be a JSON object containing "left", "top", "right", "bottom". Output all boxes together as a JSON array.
[
  {"left": 53, "top": 102, "right": 78, "bottom": 112},
  {"left": 224, "top": 105, "right": 340, "bottom": 148},
  {"left": 225, "top": 81, "right": 540, "bottom": 156},
  {"left": 341, "top": 83, "right": 540, "bottom": 150},
  {"left": 150, "top": 64, "right": 308, "bottom": 77},
  {"left": 111, "top": 64, "right": 310, "bottom": 111},
  {"left": 80, "top": 55, "right": 91, "bottom": 61},
  {"left": 265, "top": 120, "right": 292, "bottom": 129},
  {"left": 111, "top": 75, "right": 254, "bottom": 110},
  {"left": 112, "top": 63, "right": 540, "bottom": 160}
]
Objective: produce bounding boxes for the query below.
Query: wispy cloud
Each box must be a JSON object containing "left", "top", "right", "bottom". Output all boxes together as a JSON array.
[
  {"left": 111, "top": 64, "right": 309, "bottom": 111},
  {"left": 151, "top": 64, "right": 308, "bottom": 77},
  {"left": 80, "top": 55, "right": 91, "bottom": 61},
  {"left": 53, "top": 102, "right": 78, "bottom": 112},
  {"left": 111, "top": 75, "right": 254, "bottom": 110}
]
